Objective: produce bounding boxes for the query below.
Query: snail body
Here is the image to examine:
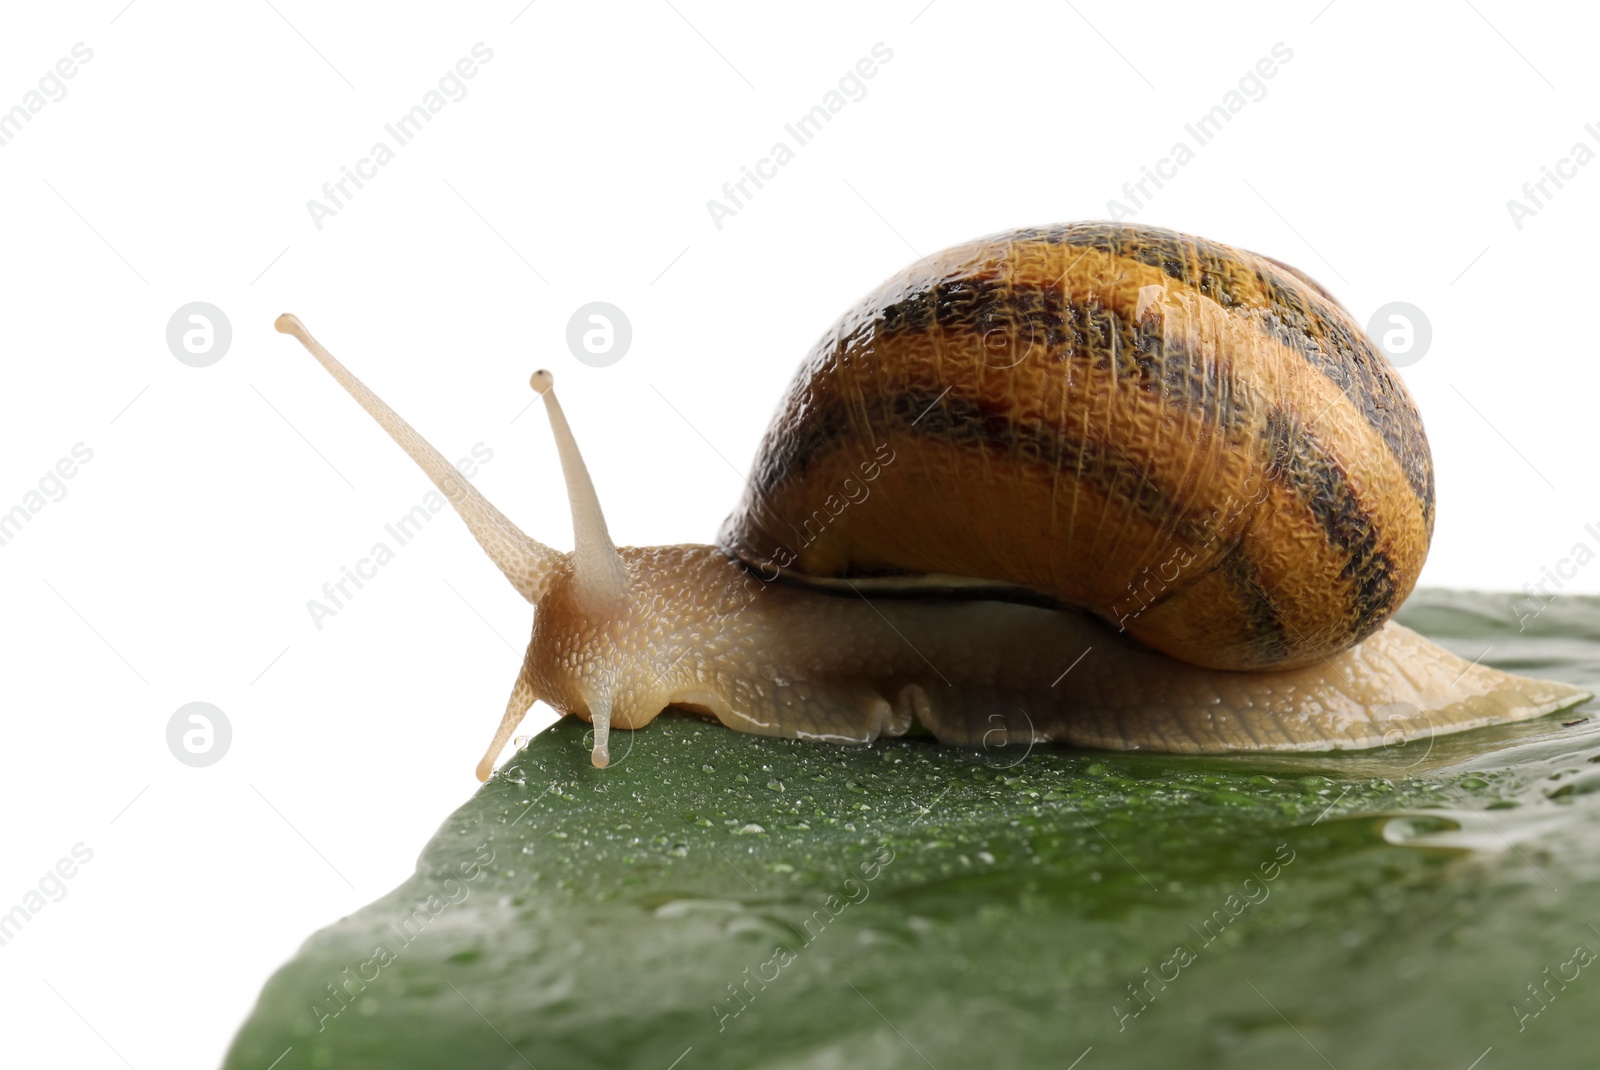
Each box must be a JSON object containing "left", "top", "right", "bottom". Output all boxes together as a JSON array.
[{"left": 275, "top": 222, "right": 1587, "bottom": 777}]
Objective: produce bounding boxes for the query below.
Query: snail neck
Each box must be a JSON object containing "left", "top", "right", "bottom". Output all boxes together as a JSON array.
[
  {"left": 525, "top": 551, "right": 657, "bottom": 768},
  {"left": 477, "top": 550, "right": 636, "bottom": 777}
]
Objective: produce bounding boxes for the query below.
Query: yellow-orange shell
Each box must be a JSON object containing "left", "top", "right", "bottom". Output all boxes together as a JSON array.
[{"left": 718, "top": 222, "right": 1435, "bottom": 672}]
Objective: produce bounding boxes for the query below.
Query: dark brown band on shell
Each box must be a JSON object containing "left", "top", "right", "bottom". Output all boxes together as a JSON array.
[{"left": 719, "top": 222, "right": 1434, "bottom": 671}]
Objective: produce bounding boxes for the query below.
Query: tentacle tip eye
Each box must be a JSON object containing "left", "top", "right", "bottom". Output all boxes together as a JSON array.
[{"left": 530, "top": 369, "right": 554, "bottom": 394}]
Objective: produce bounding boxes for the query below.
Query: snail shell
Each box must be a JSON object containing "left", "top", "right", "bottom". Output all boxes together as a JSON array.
[{"left": 720, "top": 222, "right": 1433, "bottom": 672}]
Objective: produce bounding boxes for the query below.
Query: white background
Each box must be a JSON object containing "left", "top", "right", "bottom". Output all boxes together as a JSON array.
[{"left": 1, "top": 2, "right": 1596, "bottom": 1066}]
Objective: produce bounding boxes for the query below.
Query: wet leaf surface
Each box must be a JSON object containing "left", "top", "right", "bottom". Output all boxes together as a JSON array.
[{"left": 222, "top": 592, "right": 1600, "bottom": 1069}]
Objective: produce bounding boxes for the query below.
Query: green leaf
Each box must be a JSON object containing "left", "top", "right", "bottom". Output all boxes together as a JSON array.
[{"left": 223, "top": 594, "right": 1600, "bottom": 1069}]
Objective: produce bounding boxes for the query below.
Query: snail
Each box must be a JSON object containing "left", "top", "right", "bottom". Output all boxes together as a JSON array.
[{"left": 275, "top": 222, "right": 1589, "bottom": 778}]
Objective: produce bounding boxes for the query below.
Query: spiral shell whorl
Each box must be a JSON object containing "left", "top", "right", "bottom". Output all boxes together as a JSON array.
[{"left": 718, "top": 222, "right": 1434, "bottom": 672}]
